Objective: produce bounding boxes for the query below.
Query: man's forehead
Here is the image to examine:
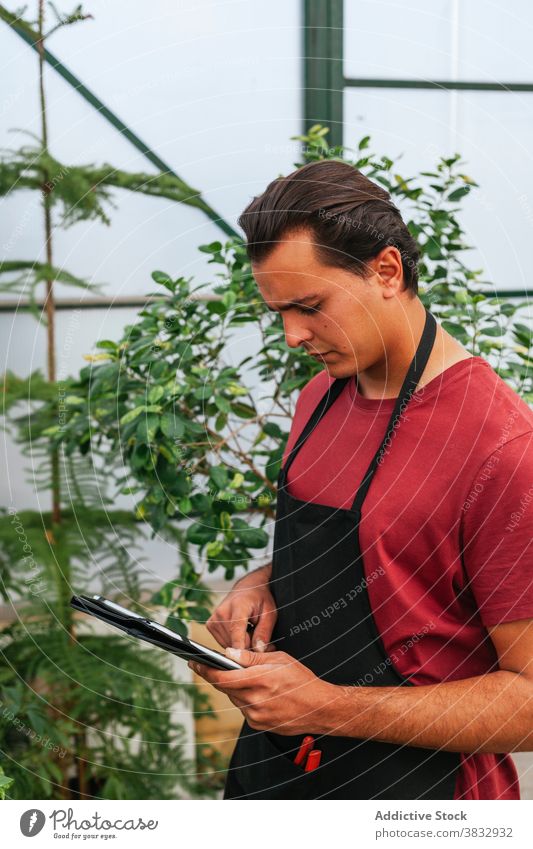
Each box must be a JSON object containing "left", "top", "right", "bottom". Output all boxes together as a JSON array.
[
  {"left": 252, "top": 259, "right": 326, "bottom": 312},
  {"left": 252, "top": 230, "right": 318, "bottom": 273},
  {"left": 259, "top": 292, "right": 324, "bottom": 313}
]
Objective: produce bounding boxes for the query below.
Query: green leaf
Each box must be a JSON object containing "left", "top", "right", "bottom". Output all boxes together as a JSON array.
[
  {"left": 164, "top": 614, "right": 188, "bottom": 637},
  {"left": 482, "top": 325, "right": 505, "bottom": 337},
  {"left": 222, "top": 291, "right": 237, "bottom": 309},
  {"left": 136, "top": 413, "right": 160, "bottom": 443},
  {"left": 230, "top": 473, "right": 245, "bottom": 489},
  {"left": 131, "top": 443, "right": 150, "bottom": 470},
  {"left": 151, "top": 581, "right": 176, "bottom": 607},
  {"left": 160, "top": 412, "right": 185, "bottom": 440},
  {"left": 120, "top": 406, "right": 146, "bottom": 425},
  {"left": 231, "top": 519, "right": 269, "bottom": 548},
  {"left": 441, "top": 321, "right": 469, "bottom": 343},
  {"left": 158, "top": 444, "right": 175, "bottom": 463},
  {"left": 424, "top": 238, "right": 444, "bottom": 260},
  {"left": 148, "top": 385, "right": 165, "bottom": 403},
  {"left": 240, "top": 528, "right": 268, "bottom": 548},
  {"left": 42, "top": 425, "right": 60, "bottom": 436},
  {"left": 0, "top": 767, "right": 14, "bottom": 799},
  {"left": 448, "top": 186, "right": 472, "bottom": 202},
  {"left": 262, "top": 422, "right": 284, "bottom": 439},
  {"left": 218, "top": 511, "right": 232, "bottom": 532},
  {"left": 206, "top": 540, "right": 224, "bottom": 558},
  {"left": 186, "top": 522, "right": 217, "bottom": 545},
  {"left": 152, "top": 270, "right": 174, "bottom": 290},
  {"left": 198, "top": 241, "right": 223, "bottom": 254},
  {"left": 231, "top": 402, "right": 257, "bottom": 419},
  {"left": 214, "top": 395, "right": 232, "bottom": 414},
  {"left": 209, "top": 466, "right": 229, "bottom": 490},
  {"left": 215, "top": 411, "right": 227, "bottom": 431}
]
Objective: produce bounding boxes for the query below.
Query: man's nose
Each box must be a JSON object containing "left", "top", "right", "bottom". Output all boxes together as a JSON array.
[{"left": 282, "top": 315, "right": 314, "bottom": 349}]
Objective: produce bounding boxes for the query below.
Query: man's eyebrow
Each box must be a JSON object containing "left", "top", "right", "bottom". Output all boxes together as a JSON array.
[{"left": 265, "top": 294, "right": 321, "bottom": 312}]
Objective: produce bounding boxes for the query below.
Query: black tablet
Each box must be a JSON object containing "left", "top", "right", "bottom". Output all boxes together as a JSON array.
[{"left": 70, "top": 594, "right": 243, "bottom": 671}]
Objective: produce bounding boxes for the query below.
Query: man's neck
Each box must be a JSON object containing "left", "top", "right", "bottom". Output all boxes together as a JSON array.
[{"left": 356, "top": 300, "right": 471, "bottom": 400}]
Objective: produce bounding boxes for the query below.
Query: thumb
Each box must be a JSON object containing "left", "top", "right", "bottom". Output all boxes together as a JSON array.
[{"left": 225, "top": 646, "right": 274, "bottom": 667}]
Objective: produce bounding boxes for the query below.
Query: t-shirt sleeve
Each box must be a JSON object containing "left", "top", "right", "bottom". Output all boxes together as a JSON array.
[{"left": 461, "top": 431, "right": 533, "bottom": 627}]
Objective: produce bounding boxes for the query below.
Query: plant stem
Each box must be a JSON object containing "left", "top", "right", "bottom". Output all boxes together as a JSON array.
[
  {"left": 37, "top": 0, "right": 81, "bottom": 799},
  {"left": 37, "top": 1, "right": 60, "bottom": 526}
]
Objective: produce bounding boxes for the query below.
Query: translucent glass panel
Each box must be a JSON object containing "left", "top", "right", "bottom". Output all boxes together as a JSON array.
[
  {"left": 458, "top": 0, "right": 533, "bottom": 82},
  {"left": 344, "top": 0, "right": 454, "bottom": 80},
  {"left": 344, "top": 1, "right": 533, "bottom": 296},
  {"left": 345, "top": 0, "right": 533, "bottom": 82},
  {"left": 344, "top": 86, "right": 533, "bottom": 295},
  {"left": 344, "top": 88, "right": 453, "bottom": 174},
  {"left": 455, "top": 91, "right": 533, "bottom": 292}
]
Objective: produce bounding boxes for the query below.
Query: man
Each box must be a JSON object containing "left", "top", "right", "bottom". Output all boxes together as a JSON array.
[{"left": 191, "top": 160, "right": 533, "bottom": 799}]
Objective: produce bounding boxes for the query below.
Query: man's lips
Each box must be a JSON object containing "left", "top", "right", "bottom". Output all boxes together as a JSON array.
[{"left": 308, "top": 350, "right": 333, "bottom": 358}]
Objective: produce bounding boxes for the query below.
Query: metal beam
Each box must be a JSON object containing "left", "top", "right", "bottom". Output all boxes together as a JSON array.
[
  {"left": 0, "top": 291, "right": 530, "bottom": 313},
  {"left": 344, "top": 77, "right": 533, "bottom": 92},
  {"left": 0, "top": 294, "right": 219, "bottom": 312},
  {"left": 303, "top": 0, "right": 344, "bottom": 147}
]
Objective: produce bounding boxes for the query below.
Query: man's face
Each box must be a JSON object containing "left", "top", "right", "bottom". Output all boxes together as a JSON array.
[{"left": 251, "top": 228, "right": 400, "bottom": 378}]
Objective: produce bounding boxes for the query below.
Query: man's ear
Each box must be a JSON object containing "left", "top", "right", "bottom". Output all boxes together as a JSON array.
[{"left": 371, "top": 246, "right": 404, "bottom": 298}]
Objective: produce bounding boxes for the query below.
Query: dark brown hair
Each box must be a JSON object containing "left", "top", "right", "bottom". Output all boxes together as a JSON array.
[{"left": 237, "top": 160, "right": 420, "bottom": 294}]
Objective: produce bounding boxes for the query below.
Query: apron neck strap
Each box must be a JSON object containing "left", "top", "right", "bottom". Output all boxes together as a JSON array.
[
  {"left": 280, "top": 375, "right": 350, "bottom": 485},
  {"left": 350, "top": 308, "right": 437, "bottom": 514}
]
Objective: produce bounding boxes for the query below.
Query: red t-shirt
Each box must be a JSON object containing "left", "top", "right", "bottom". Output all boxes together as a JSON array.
[{"left": 283, "top": 356, "right": 533, "bottom": 800}]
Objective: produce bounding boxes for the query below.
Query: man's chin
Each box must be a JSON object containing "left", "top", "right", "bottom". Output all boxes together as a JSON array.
[{"left": 320, "top": 363, "right": 352, "bottom": 379}]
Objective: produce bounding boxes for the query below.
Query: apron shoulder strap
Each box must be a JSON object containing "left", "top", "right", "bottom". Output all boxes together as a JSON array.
[
  {"left": 351, "top": 308, "right": 437, "bottom": 514},
  {"left": 280, "top": 375, "right": 350, "bottom": 483}
]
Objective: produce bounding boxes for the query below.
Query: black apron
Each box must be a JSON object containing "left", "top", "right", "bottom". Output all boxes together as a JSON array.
[{"left": 224, "top": 308, "right": 461, "bottom": 799}]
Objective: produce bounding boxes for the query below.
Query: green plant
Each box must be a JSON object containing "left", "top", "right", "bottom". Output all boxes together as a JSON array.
[
  {"left": 0, "top": 1, "right": 229, "bottom": 799},
  {"left": 1, "top": 375, "right": 221, "bottom": 800},
  {"left": 0, "top": 764, "right": 14, "bottom": 799}
]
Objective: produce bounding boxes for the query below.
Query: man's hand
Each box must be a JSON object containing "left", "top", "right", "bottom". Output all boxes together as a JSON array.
[
  {"left": 189, "top": 648, "right": 334, "bottom": 736},
  {"left": 206, "top": 563, "right": 277, "bottom": 652},
  {"left": 193, "top": 619, "right": 533, "bottom": 752}
]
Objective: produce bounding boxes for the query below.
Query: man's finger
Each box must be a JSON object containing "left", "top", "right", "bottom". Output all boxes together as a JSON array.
[
  {"left": 189, "top": 657, "right": 274, "bottom": 691},
  {"left": 251, "top": 607, "right": 277, "bottom": 652},
  {"left": 229, "top": 612, "right": 253, "bottom": 650},
  {"left": 188, "top": 660, "right": 259, "bottom": 688},
  {"left": 226, "top": 646, "right": 284, "bottom": 667},
  {"left": 205, "top": 616, "right": 227, "bottom": 648}
]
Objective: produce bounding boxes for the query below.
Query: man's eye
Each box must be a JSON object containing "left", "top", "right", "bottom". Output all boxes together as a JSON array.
[{"left": 295, "top": 303, "right": 320, "bottom": 315}]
